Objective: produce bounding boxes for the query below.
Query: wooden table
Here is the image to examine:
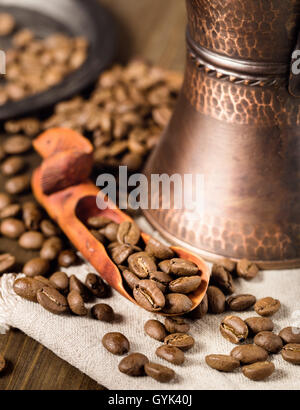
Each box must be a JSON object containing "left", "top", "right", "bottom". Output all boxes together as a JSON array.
[{"left": 0, "top": 0, "right": 186, "bottom": 390}]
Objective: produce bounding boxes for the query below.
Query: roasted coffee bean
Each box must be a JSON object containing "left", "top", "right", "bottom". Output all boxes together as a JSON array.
[
  {"left": 159, "top": 258, "right": 198, "bottom": 276},
  {"left": 144, "top": 319, "right": 168, "bottom": 341},
  {"left": 40, "top": 219, "right": 59, "bottom": 237},
  {"left": 149, "top": 270, "right": 172, "bottom": 292},
  {"left": 164, "top": 333, "right": 195, "bottom": 351},
  {"left": 35, "top": 276, "right": 56, "bottom": 288},
  {"left": 49, "top": 272, "right": 69, "bottom": 293},
  {"left": 118, "top": 353, "right": 149, "bottom": 376},
  {"left": 254, "top": 331, "right": 283, "bottom": 353},
  {"left": 281, "top": 343, "right": 300, "bottom": 365},
  {"left": 122, "top": 269, "right": 140, "bottom": 290},
  {"left": 13, "top": 277, "right": 43, "bottom": 302},
  {"left": 102, "top": 332, "right": 130, "bottom": 355},
  {"left": 242, "top": 361, "right": 275, "bottom": 381},
  {"left": 0, "top": 203, "right": 21, "bottom": 219},
  {"left": 187, "top": 294, "right": 208, "bottom": 319},
  {"left": 227, "top": 294, "right": 256, "bottom": 311},
  {"left": 207, "top": 286, "right": 226, "bottom": 314},
  {"left": 156, "top": 345, "right": 184, "bottom": 365},
  {"left": 0, "top": 12, "right": 15, "bottom": 36},
  {"left": 91, "top": 303, "right": 114, "bottom": 322},
  {"left": 145, "top": 237, "right": 174, "bottom": 260},
  {"left": 220, "top": 316, "right": 248, "bottom": 344},
  {"left": 164, "top": 317, "right": 190, "bottom": 334},
  {"left": 163, "top": 293, "right": 193, "bottom": 314},
  {"left": 117, "top": 221, "right": 140, "bottom": 246},
  {"left": 133, "top": 280, "right": 165, "bottom": 312},
  {"left": 58, "top": 249, "right": 77, "bottom": 267},
  {"left": 254, "top": 297, "right": 281, "bottom": 317},
  {"left": 0, "top": 193, "right": 12, "bottom": 210},
  {"left": 230, "top": 344, "right": 268, "bottom": 365},
  {"left": 40, "top": 236, "right": 63, "bottom": 260},
  {"left": 279, "top": 327, "right": 300, "bottom": 344},
  {"left": 128, "top": 252, "right": 156, "bottom": 278},
  {"left": 87, "top": 215, "right": 111, "bottom": 229},
  {"left": 1, "top": 218, "right": 25, "bottom": 239},
  {"left": 69, "top": 275, "right": 90, "bottom": 302},
  {"left": 37, "top": 286, "right": 68, "bottom": 314},
  {"left": 23, "top": 258, "right": 50, "bottom": 277},
  {"left": 99, "top": 222, "right": 118, "bottom": 242},
  {"left": 205, "top": 354, "right": 240, "bottom": 372},
  {"left": 22, "top": 201, "right": 42, "bottom": 230},
  {"left": 144, "top": 362, "right": 175, "bottom": 383},
  {"left": 236, "top": 259, "right": 259, "bottom": 280},
  {"left": 90, "top": 229, "right": 107, "bottom": 243},
  {"left": 211, "top": 264, "right": 235, "bottom": 294},
  {"left": 67, "top": 290, "right": 87, "bottom": 316},
  {"left": 5, "top": 174, "right": 30, "bottom": 194},
  {"left": 218, "top": 258, "right": 236, "bottom": 273},
  {"left": 1, "top": 156, "right": 25, "bottom": 176},
  {"left": 0, "top": 353, "right": 6, "bottom": 373},
  {"left": 168, "top": 275, "right": 201, "bottom": 294},
  {"left": 0, "top": 253, "right": 15, "bottom": 274},
  {"left": 18, "top": 231, "right": 44, "bottom": 250},
  {"left": 85, "top": 273, "right": 108, "bottom": 298},
  {"left": 3, "top": 136, "right": 32, "bottom": 154},
  {"left": 245, "top": 317, "right": 274, "bottom": 335},
  {"left": 111, "top": 243, "right": 134, "bottom": 264}
]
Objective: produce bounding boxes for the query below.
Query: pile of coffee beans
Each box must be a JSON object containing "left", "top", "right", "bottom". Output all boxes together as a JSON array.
[
  {"left": 85, "top": 217, "right": 202, "bottom": 314},
  {"left": 0, "top": 12, "right": 88, "bottom": 105}
]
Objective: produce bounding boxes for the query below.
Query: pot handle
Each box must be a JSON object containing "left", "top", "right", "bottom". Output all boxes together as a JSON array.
[{"left": 289, "top": 30, "right": 300, "bottom": 97}]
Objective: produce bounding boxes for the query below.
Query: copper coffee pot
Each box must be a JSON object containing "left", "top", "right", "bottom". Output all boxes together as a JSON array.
[{"left": 144, "top": 0, "right": 300, "bottom": 269}]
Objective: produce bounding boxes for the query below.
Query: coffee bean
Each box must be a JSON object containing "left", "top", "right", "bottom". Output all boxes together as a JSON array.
[
  {"left": 254, "top": 331, "right": 283, "bottom": 353},
  {"left": 5, "top": 174, "right": 30, "bottom": 194},
  {"left": 133, "top": 279, "right": 165, "bottom": 312},
  {"left": 145, "top": 238, "right": 174, "bottom": 260},
  {"left": 35, "top": 276, "right": 56, "bottom": 289},
  {"left": 207, "top": 286, "right": 226, "bottom": 314},
  {"left": 40, "top": 219, "right": 59, "bottom": 237},
  {"left": 149, "top": 271, "right": 172, "bottom": 292},
  {"left": 242, "top": 361, "right": 275, "bottom": 381},
  {"left": 122, "top": 269, "right": 140, "bottom": 290},
  {"left": 0, "top": 203, "right": 21, "bottom": 219},
  {"left": 211, "top": 265, "right": 235, "bottom": 294},
  {"left": 230, "top": 345, "right": 268, "bottom": 365},
  {"left": 245, "top": 317, "right": 274, "bottom": 335},
  {"left": 1, "top": 218, "right": 25, "bottom": 239},
  {"left": 13, "top": 277, "right": 43, "bottom": 302},
  {"left": 90, "top": 229, "right": 107, "bottom": 243},
  {"left": 67, "top": 290, "right": 87, "bottom": 316},
  {"left": 85, "top": 273, "right": 108, "bottom": 298},
  {"left": 128, "top": 252, "right": 157, "bottom": 278},
  {"left": 236, "top": 259, "right": 259, "bottom": 280},
  {"left": 118, "top": 353, "right": 149, "bottom": 376},
  {"left": 163, "top": 293, "right": 193, "bottom": 314},
  {"left": 99, "top": 222, "right": 118, "bottom": 242},
  {"left": 281, "top": 343, "right": 300, "bottom": 365},
  {"left": 156, "top": 345, "right": 185, "bottom": 365},
  {"left": 159, "top": 258, "right": 198, "bottom": 276},
  {"left": 187, "top": 294, "right": 208, "bottom": 319},
  {"left": 164, "top": 333, "right": 195, "bottom": 351},
  {"left": 279, "top": 327, "right": 300, "bottom": 344},
  {"left": 144, "top": 319, "right": 168, "bottom": 341},
  {"left": 164, "top": 317, "right": 190, "bottom": 334},
  {"left": 37, "top": 286, "right": 68, "bottom": 314},
  {"left": 117, "top": 221, "right": 140, "bottom": 246},
  {"left": 87, "top": 215, "right": 111, "bottom": 229},
  {"left": 220, "top": 315, "right": 248, "bottom": 344},
  {"left": 144, "top": 362, "right": 175, "bottom": 383},
  {"left": 254, "top": 297, "right": 281, "bottom": 317},
  {"left": 0, "top": 353, "right": 6, "bottom": 373},
  {"left": 1, "top": 156, "right": 25, "bottom": 176},
  {"left": 111, "top": 243, "right": 135, "bottom": 265},
  {"left": 218, "top": 258, "right": 236, "bottom": 273},
  {"left": 0, "top": 253, "right": 15, "bottom": 274},
  {"left": 0, "top": 193, "right": 12, "bottom": 210},
  {"left": 58, "top": 249, "right": 77, "bottom": 267},
  {"left": 168, "top": 275, "right": 201, "bottom": 294},
  {"left": 102, "top": 332, "right": 130, "bottom": 355},
  {"left": 22, "top": 201, "right": 42, "bottom": 230},
  {"left": 0, "top": 13, "right": 15, "bottom": 36},
  {"left": 91, "top": 303, "right": 114, "bottom": 322},
  {"left": 69, "top": 275, "right": 90, "bottom": 302},
  {"left": 23, "top": 257, "right": 50, "bottom": 277},
  {"left": 227, "top": 294, "right": 256, "bottom": 311},
  {"left": 49, "top": 272, "right": 69, "bottom": 293},
  {"left": 40, "top": 236, "right": 63, "bottom": 260},
  {"left": 205, "top": 354, "right": 240, "bottom": 372},
  {"left": 3, "top": 136, "right": 32, "bottom": 154},
  {"left": 18, "top": 231, "right": 44, "bottom": 250}
]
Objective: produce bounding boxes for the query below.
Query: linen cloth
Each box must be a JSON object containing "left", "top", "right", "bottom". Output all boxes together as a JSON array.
[{"left": 0, "top": 217, "right": 299, "bottom": 390}]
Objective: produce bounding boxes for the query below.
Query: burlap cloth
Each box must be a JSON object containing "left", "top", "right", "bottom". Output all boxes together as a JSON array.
[{"left": 0, "top": 217, "right": 299, "bottom": 390}]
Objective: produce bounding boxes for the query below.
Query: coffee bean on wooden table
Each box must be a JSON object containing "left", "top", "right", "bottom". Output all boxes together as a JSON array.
[
  {"left": 118, "top": 353, "right": 149, "bottom": 376},
  {"left": 1, "top": 217, "right": 25, "bottom": 239},
  {"left": 13, "top": 277, "right": 43, "bottom": 302},
  {"left": 37, "top": 286, "right": 68, "bottom": 314},
  {"left": 254, "top": 297, "right": 281, "bottom": 317},
  {"left": 236, "top": 259, "right": 259, "bottom": 280},
  {"left": 5, "top": 174, "right": 30, "bottom": 194},
  {"left": 69, "top": 275, "right": 90, "bottom": 302},
  {"left": 227, "top": 294, "right": 256, "bottom": 311},
  {"left": 3, "top": 136, "right": 32, "bottom": 154},
  {"left": 102, "top": 332, "right": 130, "bottom": 355},
  {"left": 149, "top": 270, "right": 172, "bottom": 292},
  {"left": 279, "top": 327, "right": 300, "bottom": 344},
  {"left": 168, "top": 275, "right": 201, "bottom": 294},
  {"left": 91, "top": 303, "right": 115, "bottom": 322},
  {"left": 281, "top": 344, "right": 300, "bottom": 365},
  {"left": 254, "top": 331, "right": 283, "bottom": 354},
  {"left": 164, "top": 333, "right": 195, "bottom": 351},
  {"left": 58, "top": 249, "right": 77, "bottom": 267},
  {"left": 163, "top": 293, "right": 193, "bottom": 314},
  {"left": 40, "top": 236, "right": 63, "bottom": 260},
  {"left": 187, "top": 294, "right": 208, "bottom": 319},
  {"left": 245, "top": 317, "right": 274, "bottom": 335},
  {"left": 230, "top": 344, "right": 268, "bottom": 365},
  {"left": 159, "top": 258, "right": 198, "bottom": 276},
  {"left": 156, "top": 345, "right": 185, "bottom": 365},
  {"left": 0, "top": 193, "right": 12, "bottom": 210},
  {"left": 164, "top": 317, "right": 190, "bottom": 334},
  {"left": 128, "top": 252, "right": 157, "bottom": 278},
  {"left": 211, "top": 264, "right": 235, "bottom": 294},
  {"left": 85, "top": 273, "right": 108, "bottom": 297},
  {"left": 0, "top": 12, "right": 15, "bottom": 36},
  {"left": 145, "top": 237, "right": 174, "bottom": 260},
  {"left": 205, "top": 354, "right": 240, "bottom": 372},
  {"left": 144, "top": 319, "right": 168, "bottom": 341},
  {"left": 144, "top": 362, "right": 175, "bottom": 383},
  {"left": 18, "top": 231, "right": 44, "bottom": 250},
  {"left": 0, "top": 253, "right": 15, "bottom": 274},
  {"left": 122, "top": 269, "right": 140, "bottom": 290},
  {"left": 220, "top": 315, "right": 248, "bottom": 344},
  {"left": 1, "top": 156, "right": 25, "bottom": 176},
  {"left": 0, "top": 353, "right": 6, "bottom": 373},
  {"left": 23, "top": 257, "right": 50, "bottom": 277},
  {"left": 133, "top": 279, "right": 165, "bottom": 312},
  {"left": 207, "top": 286, "right": 226, "bottom": 314},
  {"left": 40, "top": 219, "right": 59, "bottom": 237},
  {"left": 67, "top": 290, "right": 87, "bottom": 316},
  {"left": 117, "top": 221, "right": 140, "bottom": 246},
  {"left": 242, "top": 361, "right": 275, "bottom": 381},
  {"left": 49, "top": 271, "right": 69, "bottom": 293},
  {"left": 0, "top": 203, "right": 21, "bottom": 219},
  {"left": 22, "top": 201, "right": 42, "bottom": 230}
]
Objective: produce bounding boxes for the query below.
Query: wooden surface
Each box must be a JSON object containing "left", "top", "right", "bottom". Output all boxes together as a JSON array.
[{"left": 0, "top": 0, "right": 186, "bottom": 390}]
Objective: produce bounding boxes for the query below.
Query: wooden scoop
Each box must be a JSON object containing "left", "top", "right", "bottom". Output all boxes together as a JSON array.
[{"left": 32, "top": 128, "right": 209, "bottom": 315}]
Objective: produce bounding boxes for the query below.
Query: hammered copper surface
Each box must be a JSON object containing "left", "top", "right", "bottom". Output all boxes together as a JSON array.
[{"left": 144, "top": 0, "right": 300, "bottom": 268}]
